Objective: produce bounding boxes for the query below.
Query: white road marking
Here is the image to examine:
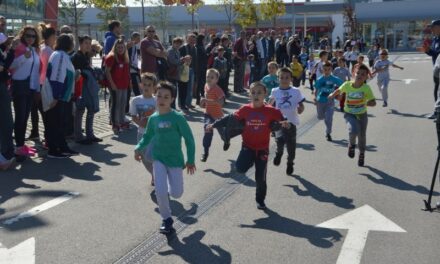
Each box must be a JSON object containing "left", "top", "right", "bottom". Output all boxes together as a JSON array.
[
  {"left": 317, "top": 205, "right": 406, "bottom": 264},
  {"left": 0, "top": 237, "right": 35, "bottom": 264},
  {"left": 2, "top": 192, "right": 79, "bottom": 225}
]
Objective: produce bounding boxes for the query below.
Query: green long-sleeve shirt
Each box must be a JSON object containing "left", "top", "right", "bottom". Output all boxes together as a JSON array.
[{"left": 135, "top": 110, "right": 195, "bottom": 168}]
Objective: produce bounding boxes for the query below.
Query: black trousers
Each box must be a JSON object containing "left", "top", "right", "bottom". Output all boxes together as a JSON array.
[
  {"left": 236, "top": 146, "right": 269, "bottom": 204},
  {"left": 275, "top": 124, "right": 297, "bottom": 165},
  {"left": 177, "top": 81, "right": 188, "bottom": 108},
  {"left": 46, "top": 101, "right": 69, "bottom": 152},
  {"left": 12, "top": 85, "right": 33, "bottom": 147},
  {"left": 30, "top": 97, "right": 48, "bottom": 139},
  {"left": 0, "top": 82, "right": 15, "bottom": 159}
]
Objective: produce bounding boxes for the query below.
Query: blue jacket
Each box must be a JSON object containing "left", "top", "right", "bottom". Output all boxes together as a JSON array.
[
  {"left": 104, "top": 31, "right": 118, "bottom": 55},
  {"left": 426, "top": 36, "right": 440, "bottom": 64}
]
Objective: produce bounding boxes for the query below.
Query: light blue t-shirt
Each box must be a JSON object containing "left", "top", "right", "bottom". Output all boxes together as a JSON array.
[
  {"left": 315, "top": 75, "right": 343, "bottom": 103},
  {"left": 261, "top": 74, "right": 279, "bottom": 100},
  {"left": 373, "top": 59, "right": 392, "bottom": 80}
]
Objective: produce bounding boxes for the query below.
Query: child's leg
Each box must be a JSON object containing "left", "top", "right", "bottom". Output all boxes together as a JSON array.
[
  {"left": 357, "top": 114, "right": 368, "bottom": 154},
  {"left": 202, "top": 115, "right": 215, "bottom": 155},
  {"left": 167, "top": 167, "right": 184, "bottom": 199},
  {"left": 284, "top": 125, "right": 297, "bottom": 165},
  {"left": 434, "top": 76, "right": 439, "bottom": 102},
  {"left": 324, "top": 101, "right": 334, "bottom": 135},
  {"left": 254, "top": 149, "right": 269, "bottom": 204},
  {"left": 236, "top": 146, "right": 255, "bottom": 174},
  {"left": 275, "top": 130, "right": 286, "bottom": 158},
  {"left": 344, "top": 113, "right": 359, "bottom": 147},
  {"left": 153, "top": 160, "right": 172, "bottom": 220}
]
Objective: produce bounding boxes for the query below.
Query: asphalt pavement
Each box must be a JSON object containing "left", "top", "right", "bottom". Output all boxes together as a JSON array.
[{"left": 1, "top": 53, "right": 439, "bottom": 264}]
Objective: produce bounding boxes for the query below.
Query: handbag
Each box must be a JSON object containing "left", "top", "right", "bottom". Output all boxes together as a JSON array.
[{"left": 179, "top": 63, "right": 190, "bottom": 83}]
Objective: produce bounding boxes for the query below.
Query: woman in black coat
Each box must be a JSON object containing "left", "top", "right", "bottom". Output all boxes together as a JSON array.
[{"left": 195, "top": 34, "right": 207, "bottom": 105}]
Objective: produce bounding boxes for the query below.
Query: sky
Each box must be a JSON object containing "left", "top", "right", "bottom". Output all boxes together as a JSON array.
[{"left": 125, "top": 0, "right": 333, "bottom": 6}]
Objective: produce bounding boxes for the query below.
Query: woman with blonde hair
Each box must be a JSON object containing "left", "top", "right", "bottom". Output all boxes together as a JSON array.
[{"left": 105, "top": 39, "right": 132, "bottom": 134}]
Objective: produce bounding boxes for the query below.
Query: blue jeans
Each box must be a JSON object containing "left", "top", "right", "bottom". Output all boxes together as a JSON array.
[
  {"left": 236, "top": 146, "right": 269, "bottom": 204},
  {"left": 185, "top": 68, "right": 195, "bottom": 107},
  {"left": 0, "top": 82, "right": 15, "bottom": 159}
]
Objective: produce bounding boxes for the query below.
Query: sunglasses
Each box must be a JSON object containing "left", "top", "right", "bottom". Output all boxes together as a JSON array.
[
  {"left": 25, "top": 34, "right": 36, "bottom": 39},
  {"left": 380, "top": 53, "right": 388, "bottom": 55},
  {"left": 147, "top": 30, "right": 155, "bottom": 33}
]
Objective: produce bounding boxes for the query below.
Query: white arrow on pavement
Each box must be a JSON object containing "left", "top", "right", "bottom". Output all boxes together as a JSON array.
[
  {"left": 2, "top": 192, "right": 79, "bottom": 225},
  {"left": 0, "top": 238, "right": 35, "bottom": 264},
  {"left": 317, "top": 205, "right": 406, "bottom": 264},
  {"left": 401, "top": 79, "right": 417, "bottom": 85}
]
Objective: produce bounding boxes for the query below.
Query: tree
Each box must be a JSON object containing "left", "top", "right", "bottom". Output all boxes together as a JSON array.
[
  {"left": 215, "top": 0, "right": 236, "bottom": 30},
  {"left": 146, "top": 0, "right": 173, "bottom": 42},
  {"left": 94, "top": 0, "right": 130, "bottom": 33},
  {"left": 233, "top": 0, "right": 258, "bottom": 29},
  {"left": 58, "top": 0, "right": 88, "bottom": 27},
  {"left": 259, "top": 0, "right": 285, "bottom": 27},
  {"left": 185, "top": 0, "right": 204, "bottom": 31}
]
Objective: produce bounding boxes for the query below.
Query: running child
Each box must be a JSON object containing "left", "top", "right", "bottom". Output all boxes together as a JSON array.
[
  {"left": 314, "top": 61, "right": 343, "bottom": 141},
  {"left": 130, "top": 72, "right": 157, "bottom": 185},
  {"left": 134, "top": 81, "right": 196, "bottom": 234},
  {"left": 261, "top": 61, "right": 279, "bottom": 102},
  {"left": 290, "top": 55, "right": 303, "bottom": 87},
  {"left": 207, "top": 82, "right": 285, "bottom": 209},
  {"left": 328, "top": 64, "right": 376, "bottom": 166},
  {"left": 372, "top": 49, "right": 404, "bottom": 107},
  {"left": 268, "top": 67, "right": 305, "bottom": 175},
  {"left": 200, "top": 68, "right": 225, "bottom": 162},
  {"left": 333, "top": 57, "right": 351, "bottom": 111}
]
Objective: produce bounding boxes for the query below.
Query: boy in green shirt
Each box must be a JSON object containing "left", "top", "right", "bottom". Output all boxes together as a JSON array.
[
  {"left": 329, "top": 64, "right": 376, "bottom": 166},
  {"left": 135, "top": 82, "right": 196, "bottom": 234}
]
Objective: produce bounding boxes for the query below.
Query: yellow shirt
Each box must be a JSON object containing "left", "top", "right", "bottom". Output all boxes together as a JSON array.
[{"left": 290, "top": 62, "right": 303, "bottom": 79}]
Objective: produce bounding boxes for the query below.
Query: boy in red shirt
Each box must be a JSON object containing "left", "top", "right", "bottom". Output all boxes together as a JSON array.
[{"left": 207, "top": 82, "right": 286, "bottom": 209}]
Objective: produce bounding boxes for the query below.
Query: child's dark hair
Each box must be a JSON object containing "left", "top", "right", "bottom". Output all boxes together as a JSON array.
[
  {"left": 140, "top": 72, "right": 158, "bottom": 85},
  {"left": 338, "top": 57, "right": 346, "bottom": 63},
  {"left": 157, "top": 81, "right": 177, "bottom": 98},
  {"left": 323, "top": 61, "right": 332, "bottom": 68},
  {"left": 318, "top": 50, "right": 328, "bottom": 58},
  {"left": 277, "top": 67, "right": 293, "bottom": 78},
  {"left": 357, "top": 64, "right": 371, "bottom": 75},
  {"left": 249, "top": 81, "right": 267, "bottom": 92}
]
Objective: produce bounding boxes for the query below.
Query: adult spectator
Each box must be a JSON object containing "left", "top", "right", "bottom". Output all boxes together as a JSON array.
[
  {"left": 196, "top": 34, "right": 207, "bottom": 105},
  {"left": 206, "top": 35, "right": 220, "bottom": 69},
  {"left": 128, "top": 32, "right": 141, "bottom": 113},
  {"left": 276, "top": 36, "right": 289, "bottom": 67},
  {"left": 167, "top": 37, "right": 184, "bottom": 108},
  {"left": 0, "top": 16, "right": 16, "bottom": 168},
  {"left": 9, "top": 25, "right": 41, "bottom": 159},
  {"left": 45, "top": 34, "right": 79, "bottom": 158},
  {"left": 256, "top": 31, "right": 269, "bottom": 79},
  {"left": 104, "top": 20, "right": 121, "bottom": 56},
  {"left": 28, "top": 23, "right": 56, "bottom": 142},
  {"left": 268, "top": 30, "right": 276, "bottom": 62},
  {"left": 287, "top": 35, "right": 301, "bottom": 64},
  {"left": 424, "top": 19, "right": 440, "bottom": 119},
  {"left": 71, "top": 35, "right": 101, "bottom": 144},
  {"left": 220, "top": 35, "right": 232, "bottom": 97},
  {"left": 179, "top": 33, "right": 198, "bottom": 108},
  {"left": 140, "top": 25, "right": 167, "bottom": 77},
  {"left": 335, "top": 36, "right": 341, "bottom": 49},
  {"left": 233, "top": 31, "right": 247, "bottom": 93}
]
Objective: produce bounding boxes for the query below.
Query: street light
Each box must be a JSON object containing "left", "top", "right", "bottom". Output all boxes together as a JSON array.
[{"left": 291, "top": 0, "right": 295, "bottom": 36}]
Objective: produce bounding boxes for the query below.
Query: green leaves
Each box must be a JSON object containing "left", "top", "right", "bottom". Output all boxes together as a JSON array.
[
  {"left": 233, "top": 0, "right": 258, "bottom": 29},
  {"left": 260, "top": 0, "right": 285, "bottom": 27}
]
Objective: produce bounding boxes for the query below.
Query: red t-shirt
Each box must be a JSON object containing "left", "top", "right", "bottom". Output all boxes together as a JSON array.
[
  {"left": 234, "top": 104, "right": 283, "bottom": 150},
  {"left": 105, "top": 54, "right": 130, "bottom": 89}
]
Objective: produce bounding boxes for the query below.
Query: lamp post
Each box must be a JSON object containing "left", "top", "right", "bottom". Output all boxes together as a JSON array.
[{"left": 291, "top": 0, "right": 295, "bottom": 36}]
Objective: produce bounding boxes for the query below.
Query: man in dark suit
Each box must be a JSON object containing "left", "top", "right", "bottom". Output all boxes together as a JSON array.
[{"left": 233, "top": 31, "right": 247, "bottom": 93}]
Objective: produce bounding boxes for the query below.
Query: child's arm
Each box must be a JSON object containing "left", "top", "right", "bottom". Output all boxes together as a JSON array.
[
  {"left": 177, "top": 115, "right": 196, "bottom": 174},
  {"left": 328, "top": 89, "right": 341, "bottom": 99},
  {"left": 131, "top": 115, "right": 147, "bottom": 128},
  {"left": 392, "top": 63, "right": 404, "bottom": 70},
  {"left": 134, "top": 117, "right": 155, "bottom": 161},
  {"left": 367, "top": 99, "right": 376, "bottom": 107},
  {"left": 297, "top": 101, "right": 305, "bottom": 114}
]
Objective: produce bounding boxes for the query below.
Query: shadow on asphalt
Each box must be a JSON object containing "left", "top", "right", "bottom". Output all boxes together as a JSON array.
[
  {"left": 150, "top": 190, "right": 198, "bottom": 226},
  {"left": 203, "top": 159, "right": 256, "bottom": 187},
  {"left": 285, "top": 175, "right": 355, "bottom": 210},
  {"left": 79, "top": 143, "right": 127, "bottom": 165},
  {"left": 388, "top": 109, "right": 430, "bottom": 119},
  {"left": 240, "top": 208, "right": 342, "bottom": 248},
  {"left": 360, "top": 165, "right": 439, "bottom": 195},
  {"left": 331, "top": 139, "right": 377, "bottom": 152},
  {"left": 159, "top": 230, "right": 232, "bottom": 264},
  {"left": 297, "top": 143, "right": 315, "bottom": 151}
]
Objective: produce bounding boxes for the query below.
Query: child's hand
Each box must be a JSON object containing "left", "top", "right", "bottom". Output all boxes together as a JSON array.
[
  {"left": 145, "top": 108, "right": 155, "bottom": 117},
  {"left": 205, "top": 124, "right": 214, "bottom": 132},
  {"left": 400, "top": 66, "right": 404, "bottom": 70},
  {"left": 279, "top": 120, "right": 291, "bottom": 129},
  {"left": 134, "top": 151, "right": 142, "bottom": 162},
  {"left": 313, "top": 97, "right": 317, "bottom": 105},
  {"left": 186, "top": 163, "right": 196, "bottom": 175}
]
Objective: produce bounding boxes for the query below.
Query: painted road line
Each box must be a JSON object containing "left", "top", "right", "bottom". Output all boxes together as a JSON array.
[
  {"left": 317, "top": 205, "right": 406, "bottom": 264},
  {"left": 0, "top": 237, "right": 35, "bottom": 264},
  {"left": 115, "top": 116, "right": 320, "bottom": 264},
  {"left": 2, "top": 192, "right": 79, "bottom": 226}
]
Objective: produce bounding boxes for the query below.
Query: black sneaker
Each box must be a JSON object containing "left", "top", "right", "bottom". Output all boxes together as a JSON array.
[
  {"left": 256, "top": 201, "right": 266, "bottom": 210},
  {"left": 273, "top": 154, "right": 282, "bottom": 166},
  {"left": 382, "top": 101, "right": 388, "bottom": 107},
  {"left": 159, "top": 217, "right": 174, "bottom": 234},
  {"left": 200, "top": 153, "right": 208, "bottom": 162},
  {"left": 286, "top": 163, "right": 294, "bottom": 175},
  {"left": 89, "top": 137, "right": 103, "bottom": 143},
  {"left": 358, "top": 153, "right": 365, "bottom": 167},
  {"left": 47, "top": 151, "right": 69, "bottom": 159},
  {"left": 326, "top": 133, "right": 332, "bottom": 142},
  {"left": 76, "top": 138, "right": 93, "bottom": 145},
  {"left": 61, "top": 148, "right": 79, "bottom": 156},
  {"left": 223, "top": 141, "right": 230, "bottom": 151}
]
